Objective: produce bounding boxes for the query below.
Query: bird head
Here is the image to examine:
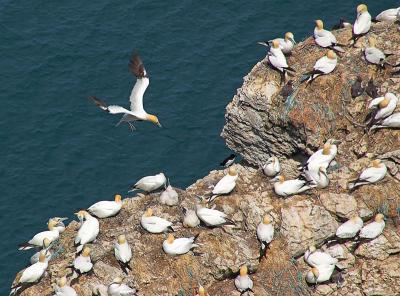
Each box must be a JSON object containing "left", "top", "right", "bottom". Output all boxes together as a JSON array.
[
  {"left": 57, "top": 277, "right": 67, "bottom": 288},
  {"left": 117, "top": 234, "right": 126, "bottom": 244},
  {"left": 75, "top": 210, "right": 89, "bottom": 220},
  {"left": 322, "top": 143, "right": 331, "bottom": 155},
  {"left": 357, "top": 4, "right": 368, "bottom": 14},
  {"left": 271, "top": 175, "right": 285, "bottom": 183},
  {"left": 39, "top": 251, "right": 47, "bottom": 263},
  {"left": 199, "top": 286, "right": 206, "bottom": 296},
  {"left": 147, "top": 114, "right": 162, "bottom": 127},
  {"left": 315, "top": 20, "right": 324, "bottom": 30},
  {"left": 371, "top": 159, "right": 382, "bottom": 168},
  {"left": 112, "top": 277, "right": 123, "bottom": 284},
  {"left": 228, "top": 166, "right": 237, "bottom": 176},
  {"left": 285, "top": 32, "right": 296, "bottom": 44},
  {"left": 311, "top": 267, "right": 319, "bottom": 278},
  {"left": 43, "top": 238, "right": 51, "bottom": 248},
  {"left": 144, "top": 208, "right": 153, "bottom": 217},
  {"left": 375, "top": 213, "right": 385, "bottom": 222},
  {"left": 239, "top": 265, "right": 248, "bottom": 276},
  {"left": 263, "top": 215, "right": 272, "bottom": 224},
  {"left": 327, "top": 50, "right": 337, "bottom": 60},
  {"left": 48, "top": 219, "right": 58, "bottom": 231},
  {"left": 350, "top": 215, "right": 361, "bottom": 222},
  {"left": 167, "top": 233, "right": 175, "bottom": 244},
  {"left": 114, "top": 194, "right": 122, "bottom": 203},
  {"left": 308, "top": 245, "right": 317, "bottom": 253},
  {"left": 82, "top": 246, "right": 91, "bottom": 257},
  {"left": 272, "top": 39, "right": 280, "bottom": 49}
]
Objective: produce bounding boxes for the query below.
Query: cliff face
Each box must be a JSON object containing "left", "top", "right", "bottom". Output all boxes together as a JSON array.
[{"left": 12, "top": 22, "right": 400, "bottom": 296}]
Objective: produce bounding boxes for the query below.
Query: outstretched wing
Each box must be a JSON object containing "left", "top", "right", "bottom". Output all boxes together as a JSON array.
[
  {"left": 88, "top": 96, "right": 108, "bottom": 111},
  {"left": 129, "top": 52, "right": 147, "bottom": 78},
  {"left": 128, "top": 52, "right": 150, "bottom": 113}
]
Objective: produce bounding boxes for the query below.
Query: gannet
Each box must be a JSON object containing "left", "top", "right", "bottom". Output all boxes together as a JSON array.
[
  {"left": 72, "top": 246, "right": 93, "bottom": 277},
  {"left": 373, "top": 7, "right": 400, "bottom": 22},
  {"left": 305, "top": 265, "right": 335, "bottom": 284},
  {"left": 88, "top": 194, "right": 123, "bottom": 218},
  {"left": 49, "top": 217, "right": 68, "bottom": 233},
  {"left": 114, "top": 234, "right": 132, "bottom": 274},
  {"left": 336, "top": 215, "right": 363, "bottom": 238},
  {"left": 220, "top": 154, "right": 236, "bottom": 167},
  {"left": 366, "top": 78, "right": 379, "bottom": 98},
  {"left": 314, "top": 20, "right": 345, "bottom": 52},
  {"left": 348, "top": 159, "right": 387, "bottom": 190},
  {"left": 331, "top": 18, "right": 351, "bottom": 30},
  {"left": 366, "top": 93, "right": 398, "bottom": 126},
  {"left": 259, "top": 32, "right": 296, "bottom": 55},
  {"left": 196, "top": 285, "right": 209, "bottom": 296},
  {"left": 371, "top": 112, "right": 400, "bottom": 130},
  {"left": 351, "top": 76, "right": 364, "bottom": 98},
  {"left": 306, "top": 139, "right": 340, "bottom": 170},
  {"left": 89, "top": 52, "right": 161, "bottom": 131},
  {"left": 129, "top": 172, "right": 167, "bottom": 193},
  {"left": 359, "top": 213, "right": 385, "bottom": 239},
  {"left": 92, "top": 284, "right": 108, "bottom": 296},
  {"left": 53, "top": 276, "right": 78, "bottom": 296},
  {"left": 262, "top": 156, "right": 280, "bottom": 177},
  {"left": 196, "top": 205, "right": 235, "bottom": 227},
  {"left": 182, "top": 207, "right": 200, "bottom": 228},
  {"left": 74, "top": 210, "right": 99, "bottom": 253},
  {"left": 271, "top": 175, "right": 312, "bottom": 197},
  {"left": 209, "top": 166, "right": 238, "bottom": 202},
  {"left": 302, "top": 50, "right": 337, "bottom": 84},
  {"left": 162, "top": 233, "right": 199, "bottom": 256},
  {"left": 364, "top": 37, "right": 393, "bottom": 68},
  {"left": 267, "top": 39, "right": 296, "bottom": 84},
  {"left": 234, "top": 265, "right": 254, "bottom": 295},
  {"left": 107, "top": 277, "right": 137, "bottom": 296},
  {"left": 159, "top": 185, "right": 179, "bottom": 206},
  {"left": 257, "top": 215, "right": 274, "bottom": 260},
  {"left": 351, "top": 4, "right": 371, "bottom": 45},
  {"left": 304, "top": 245, "right": 338, "bottom": 267},
  {"left": 30, "top": 238, "right": 52, "bottom": 264},
  {"left": 19, "top": 219, "right": 61, "bottom": 250},
  {"left": 140, "top": 208, "right": 173, "bottom": 233},
  {"left": 10, "top": 251, "right": 48, "bottom": 295},
  {"left": 305, "top": 165, "right": 329, "bottom": 189}
]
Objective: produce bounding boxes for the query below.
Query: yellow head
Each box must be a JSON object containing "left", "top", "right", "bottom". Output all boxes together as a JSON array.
[
  {"left": 322, "top": 143, "right": 331, "bottom": 155},
  {"left": 48, "top": 219, "right": 58, "bottom": 230},
  {"left": 311, "top": 267, "right": 319, "bottom": 277},
  {"left": 368, "top": 37, "right": 376, "bottom": 47},
  {"left": 277, "top": 175, "right": 285, "bottom": 183},
  {"left": 117, "top": 234, "right": 126, "bottom": 244},
  {"left": 146, "top": 114, "right": 161, "bottom": 127},
  {"left": 379, "top": 97, "right": 390, "bottom": 108},
  {"left": 57, "top": 277, "right": 67, "bottom": 288},
  {"left": 39, "top": 251, "right": 47, "bottom": 263},
  {"left": 199, "top": 286, "right": 206, "bottom": 296},
  {"left": 82, "top": 246, "right": 91, "bottom": 257},
  {"left": 228, "top": 166, "right": 237, "bottom": 176},
  {"left": 375, "top": 213, "right": 384, "bottom": 222},
  {"left": 327, "top": 50, "right": 337, "bottom": 60},
  {"left": 113, "top": 277, "right": 123, "bottom": 284},
  {"left": 114, "top": 194, "right": 122, "bottom": 203},
  {"left": 43, "top": 238, "right": 51, "bottom": 248},
  {"left": 167, "top": 233, "right": 175, "bottom": 244},
  {"left": 144, "top": 208, "right": 153, "bottom": 217},
  {"left": 357, "top": 4, "right": 368, "bottom": 13},
  {"left": 239, "top": 265, "right": 248, "bottom": 276},
  {"left": 272, "top": 39, "right": 280, "bottom": 49},
  {"left": 371, "top": 159, "right": 381, "bottom": 168},
  {"left": 285, "top": 32, "right": 294, "bottom": 41},
  {"left": 263, "top": 215, "right": 271, "bottom": 224},
  {"left": 350, "top": 215, "right": 360, "bottom": 222},
  {"left": 75, "top": 210, "right": 88, "bottom": 219},
  {"left": 315, "top": 20, "right": 324, "bottom": 30},
  {"left": 308, "top": 245, "right": 317, "bottom": 253}
]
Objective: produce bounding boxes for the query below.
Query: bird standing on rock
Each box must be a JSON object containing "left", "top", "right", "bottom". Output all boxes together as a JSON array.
[
  {"left": 88, "top": 194, "right": 123, "bottom": 218},
  {"left": 304, "top": 245, "right": 338, "bottom": 267},
  {"left": 301, "top": 50, "right": 337, "bottom": 85},
  {"left": 162, "top": 233, "right": 200, "bottom": 256},
  {"left": 19, "top": 219, "right": 61, "bottom": 250},
  {"left": 358, "top": 213, "right": 385, "bottom": 240},
  {"left": 53, "top": 276, "right": 78, "bottom": 296},
  {"left": 74, "top": 210, "right": 99, "bottom": 253},
  {"left": 258, "top": 32, "right": 296, "bottom": 55},
  {"left": 262, "top": 156, "right": 281, "bottom": 177},
  {"left": 271, "top": 175, "right": 313, "bottom": 197},
  {"left": 195, "top": 204, "right": 235, "bottom": 227},
  {"left": 209, "top": 166, "right": 238, "bottom": 202},
  {"left": 129, "top": 172, "right": 167, "bottom": 193},
  {"left": 220, "top": 154, "right": 236, "bottom": 168},
  {"left": 373, "top": 7, "right": 400, "bottom": 22},
  {"left": 234, "top": 265, "right": 254, "bottom": 295},
  {"left": 365, "top": 92, "right": 398, "bottom": 127},
  {"left": 140, "top": 208, "right": 174, "bottom": 233},
  {"left": 348, "top": 159, "right": 387, "bottom": 190},
  {"left": 114, "top": 234, "right": 132, "bottom": 274},
  {"left": 351, "top": 4, "right": 371, "bottom": 45},
  {"left": 371, "top": 112, "right": 400, "bottom": 130},
  {"left": 107, "top": 277, "right": 137, "bottom": 296},
  {"left": 257, "top": 215, "right": 274, "bottom": 261},
  {"left": 314, "top": 19, "right": 345, "bottom": 53},
  {"left": 267, "top": 39, "right": 296, "bottom": 84},
  {"left": 364, "top": 37, "right": 393, "bottom": 69}
]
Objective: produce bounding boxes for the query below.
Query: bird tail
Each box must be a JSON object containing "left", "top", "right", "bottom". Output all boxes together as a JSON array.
[
  {"left": 9, "top": 285, "right": 21, "bottom": 296},
  {"left": 371, "top": 18, "right": 380, "bottom": 23},
  {"left": 207, "top": 194, "right": 219, "bottom": 203},
  {"left": 332, "top": 45, "right": 345, "bottom": 53},
  {"left": 223, "top": 218, "right": 236, "bottom": 226},
  {"left": 76, "top": 244, "right": 84, "bottom": 254},
  {"left": 128, "top": 185, "right": 138, "bottom": 193},
  {"left": 18, "top": 242, "right": 34, "bottom": 251},
  {"left": 258, "top": 242, "right": 269, "bottom": 262}
]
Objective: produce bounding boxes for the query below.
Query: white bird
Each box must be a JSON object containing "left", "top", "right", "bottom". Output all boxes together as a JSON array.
[
  {"left": 140, "top": 208, "right": 173, "bottom": 233},
  {"left": 30, "top": 238, "right": 52, "bottom": 264},
  {"left": 267, "top": 39, "right": 296, "bottom": 84},
  {"left": 88, "top": 194, "right": 123, "bottom": 218},
  {"left": 10, "top": 251, "right": 48, "bottom": 295},
  {"left": 114, "top": 234, "right": 132, "bottom": 274},
  {"left": 364, "top": 37, "right": 392, "bottom": 68},
  {"left": 373, "top": 7, "right": 400, "bottom": 22},
  {"left": 271, "top": 175, "right": 312, "bottom": 197},
  {"left": 72, "top": 246, "right": 93, "bottom": 278},
  {"left": 348, "top": 159, "right": 387, "bottom": 190},
  {"left": 162, "top": 233, "right": 199, "bottom": 256},
  {"left": 234, "top": 265, "right": 254, "bottom": 295},
  {"left": 306, "top": 138, "right": 340, "bottom": 170},
  {"left": 262, "top": 156, "right": 280, "bottom": 177},
  {"left": 367, "top": 93, "right": 398, "bottom": 125},
  {"left": 352, "top": 4, "right": 371, "bottom": 44},
  {"left": 314, "top": 20, "right": 345, "bottom": 52},
  {"left": 53, "top": 276, "right": 78, "bottom": 296},
  {"left": 209, "top": 166, "right": 238, "bottom": 202},
  {"left": 305, "top": 265, "right": 335, "bottom": 284},
  {"left": 302, "top": 50, "right": 337, "bottom": 84},
  {"left": 196, "top": 205, "right": 235, "bottom": 227},
  {"left": 129, "top": 172, "right": 167, "bottom": 193},
  {"left": 258, "top": 32, "right": 296, "bottom": 55},
  {"left": 19, "top": 219, "right": 61, "bottom": 250},
  {"left": 74, "top": 210, "right": 99, "bottom": 253},
  {"left": 92, "top": 284, "right": 108, "bottom": 296},
  {"left": 89, "top": 52, "right": 161, "bottom": 131},
  {"left": 257, "top": 215, "right": 274, "bottom": 260},
  {"left": 49, "top": 217, "right": 68, "bottom": 233},
  {"left": 182, "top": 207, "right": 200, "bottom": 228},
  {"left": 107, "top": 277, "right": 137, "bottom": 296},
  {"left": 336, "top": 216, "right": 363, "bottom": 239},
  {"left": 305, "top": 165, "right": 329, "bottom": 189},
  {"left": 371, "top": 112, "right": 400, "bottom": 130},
  {"left": 359, "top": 213, "right": 385, "bottom": 239},
  {"left": 304, "top": 245, "right": 338, "bottom": 267},
  {"left": 159, "top": 185, "right": 179, "bottom": 206}
]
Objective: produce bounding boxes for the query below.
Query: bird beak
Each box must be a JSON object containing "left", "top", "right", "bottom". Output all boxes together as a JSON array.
[
  {"left": 257, "top": 41, "right": 269, "bottom": 47},
  {"left": 333, "top": 140, "right": 342, "bottom": 145},
  {"left": 157, "top": 122, "right": 162, "bottom": 128},
  {"left": 59, "top": 217, "right": 68, "bottom": 222},
  {"left": 291, "top": 38, "right": 296, "bottom": 44},
  {"left": 269, "top": 176, "right": 279, "bottom": 183}
]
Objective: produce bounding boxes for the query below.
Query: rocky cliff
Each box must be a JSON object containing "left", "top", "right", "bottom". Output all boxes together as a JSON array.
[{"left": 12, "top": 22, "right": 400, "bottom": 296}]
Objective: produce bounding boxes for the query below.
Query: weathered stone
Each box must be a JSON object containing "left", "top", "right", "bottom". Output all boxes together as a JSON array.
[{"left": 320, "top": 193, "right": 358, "bottom": 219}]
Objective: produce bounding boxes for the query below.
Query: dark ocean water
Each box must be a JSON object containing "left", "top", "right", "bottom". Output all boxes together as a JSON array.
[{"left": 0, "top": 0, "right": 396, "bottom": 293}]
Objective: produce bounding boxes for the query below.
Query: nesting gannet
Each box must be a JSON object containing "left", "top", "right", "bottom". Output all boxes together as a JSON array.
[
  {"left": 74, "top": 210, "right": 99, "bottom": 253},
  {"left": 92, "top": 284, "right": 108, "bottom": 296},
  {"left": 49, "top": 217, "right": 68, "bottom": 233},
  {"left": 304, "top": 245, "right": 338, "bottom": 267},
  {"left": 159, "top": 185, "right": 179, "bottom": 206},
  {"left": 302, "top": 50, "right": 337, "bottom": 84},
  {"left": 351, "top": 76, "right": 364, "bottom": 98},
  {"left": 10, "top": 251, "right": 48, "bottom": 295},
  {"left": 332, "top": 18, "right": 351, "bottom": 30},
  {"left": 88, "top": 194, "right": 122, "bottom": 218},
  {"left": 336, "top": 215, "right": 363, "bottom": 239},
  {"left": 366, "top": 78, "right": 379, "bottom": 98},
  {"left": 366, "top": 93, "right": 398, "bottom": 126},
  {"left": 162, "top": 233, "right": 199, "bottom": 256},
  {"left": 314, "top": 20, "right": 345, "bottom": 52},
  {"left": 373, "top": 7, "right": 400, "bottom": 22},
  {"left": 371, "top": 112, "right": 400, "bottom": 130},
  {"left": 306, "top": 139, "right": 340, "bottom": 170},
  {"left": 359, "top": 213, "right": 385, "bottom": 239},
  {"left": 114, "top": 234, "right": 132, "bottom": 274},
  {"left": 262, "top": 156, "right": 280, "bottom": 177},
  {"left": 107, "top": 277, "right": 137, "bottom": 296},
  {"left": 234, "top": 265, "right": 254, "bottom": 295},
  {"left": 220, "top": 154, "right": 236, "bottom": 167},
  {"left": 140, "top": 208, "right": 173, "bottom": 233},
  {"left": 209, "top": 166, "right": 238, "bottom": 202},
  {"left": 259, "top": 32, "right": 296, "bottom": 55},
  {"left": 271, "top": 175, "right": 312, "bottom": 197},
  {"left": 348, "top": 159, "right": 387, "bottom": 190},
  {"left": 257, "top": 215, "right": 274, "bottom": 260},
  {"left": 351, "top": 4, "right": 371, "bottom": 45},
  {"left": 305, "top": 265, "right": 335, "bottom": 284},
  {"left": 267, "top": 39, "right": 296, "bottom": 84},
  {"left": 19, "top": 219, "right": 61, "bottom": 250},
  {"left": 89, "top": 52, "right": 161, "bottom": 130},
  {"left": 364, "top": 37, "right": 393, "bottom": 69},
  {"left": 129, "top": 172, "right": 167, "bottom": 193},
  {"left": 196, "top": 205, "right": 235, "bottom": 227},
  {"left": 305, "top": 165, "right": 329, "bottom": 189},
  {"left": 30, "top": 238, "right": 52, "bottom": 264},
  {"left": 53, "top": 276, "right": 78, "bottom": 296},
  {"left": 72, "top": 246, "right": 93, "bottom": 278},
  {"left": 182, "top": 207, "right": 200, "bottom": 228}
]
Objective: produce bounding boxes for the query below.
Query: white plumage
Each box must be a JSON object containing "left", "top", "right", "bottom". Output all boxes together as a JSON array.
[
  {"left": 375, "top": 7, "right": 400, "bottom": 22},
  {"left": 210, "top": 167, "right": 238, "bottom": 202},
  {"left": 234, "top": 266, "right": 253, "bottom": 294},
  {"left": 348, "top": 160, "right": 387, "bottom": 189},
  {"left": 88, "top": 194, "right": 122, "bottom": 218},
  {"left": 314, "top": 20, "right": 344, "bottom": 52},
  {"left": 130, "top": 173, "right": 167, "bottom": 193},
  {"left": 359, "top": 214, "right": 385, "bottom": 239},
  {"left": 259, "top": 32, "right": 296, "bottom": 55},
  {"left": 196, "top": 206, "right": 234, "bottom": 227},
  {"left": 306, "top": 139, "right": 339, "bottom": 170},
  {"left": 257, "top": 216, "right": 274, "bottom": 246},
  {"left": 183, "top": 208, "right": 200, "bottom": 228},
  {"left": 371, "top": 112, "right": 400, "bottom": 130},
  {"left": 262, "top": 156, "right": 280, "bottom": 177},
  {"left": 305, "top": 165, "right": 329, "bottom": 189},
  {"left": 107, "top": 277, "right": 137, "bottom": 296},
  {"left": 305, "top": 264, "right": 335, "bottom": 284},
  {"left": 353, "top": 4, "right": 371, "bottom": 36},
  {"left": 304, "top": 246, "right": 338, "bottom": 267},
  {"left": 312, "top": 52, "right": 337, "bottom": 75},
  {"left": 268, "top": 42, "right": 290, "bottom": 72},
  {"left": 114, "top": 235, "right": 132, "bottom": 274},
  {"left": 162, "top": 234, "right": 199, "bottom": 256},
  {"left": 19, "top": 219, "right": 61, "bottom": 250},
  {"left": 272, "top": 176, "right": 312, "bottom": 197},
  {"left": 140, "top": 208, "right": 173, "bottom": 233},
  {"left": 74, "top": 211, "right": 99, "bottom": 252},
  {"left": 73, "top": 248, "right": 93, "bottom": 274},
  {"left": 49, "top": 217, "right": 68, "bottom": 233},
  {"left": 53, "top": 277, "right": 78, "bottom": 296},
  {"left": 30, "top": 238, "right": 52, "bottom": 264},
  {"left": 336, "top": 216, "right": 363, "bottom": 238},
  {"left": 368, "top": 93, "right": 398, "bottom": 121},
  {"left": 159, "top": 185, "right": 179, "bottom": 206}
]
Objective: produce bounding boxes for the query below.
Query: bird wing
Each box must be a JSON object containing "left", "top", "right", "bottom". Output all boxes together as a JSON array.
[
  {"left": 315, "top": 36, "right": 333, "bottom": 47},
  {"left": 268, "top": 53, "right": 288, "bottom": 69},
  {"left": 354, "top": 13, "right": 371, "bottom": 35},
  {"left": 314, "top": 57, "right": 335, "bottom": 73},
  {"left": 129, "top": 52, "right": 149, "bottom": 113},
  {"left": 88, "top": 96, "right": 109, "bottom": 111}
]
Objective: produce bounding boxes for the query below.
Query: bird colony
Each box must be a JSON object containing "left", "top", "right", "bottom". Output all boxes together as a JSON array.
[{"left": 10, "top": 4, "right": 400, "bottom": 296}]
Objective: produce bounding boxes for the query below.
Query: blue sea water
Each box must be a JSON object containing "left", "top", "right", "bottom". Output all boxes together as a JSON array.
[{"left": 0, "top": 0, "right": 396, "bottom": 293}]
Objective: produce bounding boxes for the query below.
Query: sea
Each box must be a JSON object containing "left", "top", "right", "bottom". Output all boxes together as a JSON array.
[{"left": 0, "top": 0, "right": 396, "bottom": 293}]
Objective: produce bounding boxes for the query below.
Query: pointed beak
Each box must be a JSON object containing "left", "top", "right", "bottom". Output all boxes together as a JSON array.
[
  {"left": 257, "top": 41, "right": 269, "bottom": 47},
  {"left": 291, "top": 38, "right": 296, "bottom": 44},
  {"left": 59, "top": 217, "right": 68, "bottom": 222},
  {"left": 269, "top": 176, "right": 278, "bottom": 183},
  {"left": 157, "top": 122, "right": 162, "bottom": 127}
]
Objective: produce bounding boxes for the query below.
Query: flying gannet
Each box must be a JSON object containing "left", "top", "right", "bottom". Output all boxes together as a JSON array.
[
  {"left": 267, "top": 39, "right": 296, "bottom": 84},
  {"left": 348, "top": 159, "right": 387, "bottom": 190},
  {"left": 107, "top": 277, "right": 137, "bottom": 296},
  {"left": 88, "top": 194, "right": 123, "bottom": 218},
  {"left": 302, "top": 50, "right": 337, "bottom": 84},
  {"left": 114, "top": 234, "right": 132, "bottom": 274},
  {"left": 258, "top": 32, "right": 296, "bottom": 55},
  {"left": 89, "top": 52, "right": 161, "bottom": 131},
  {"left": 162, "top": 233, "right": 200, "bottom": 256},
  {"left": 74, "top": 210, "right": 99, "bottom": 253},
  {"left": 234, "top": 265, "right": 254, "bottom": 295},
  {"left": 261, "top": 156, "right": 280, "bottom": 177},
  {"left": 351, "top": 4, "right": 371, "bottom": 45},
  {"left": 53, "top": 276, "right": 78, "bottom": 296},
  {"left": 19, "top": 219, "right": 61, "bottom": 250},
  {"left": 140, "top": 208, "right": 174, "bottom": 233},
  {"left": 314, "top": 20, "right": 345, "bottom": 52},
  {"left": 208, "top": 166, "right": 238, "bottom": 202},
  {"left": 129, "top": 172, "right": 167, "bottom": 193},
  {"left": 257, "top": 215, "right": 274, "bottom": 261}
]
